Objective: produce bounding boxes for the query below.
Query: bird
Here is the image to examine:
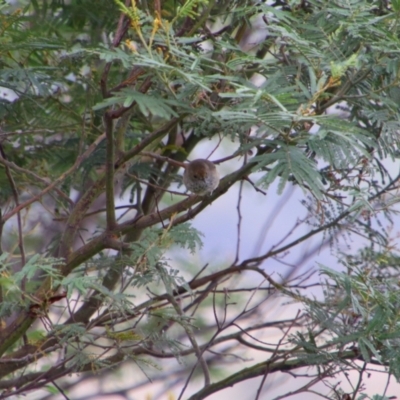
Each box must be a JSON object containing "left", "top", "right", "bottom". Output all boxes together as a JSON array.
[{"left": 183, "top": 159, "right": 219, "bottom": 195}]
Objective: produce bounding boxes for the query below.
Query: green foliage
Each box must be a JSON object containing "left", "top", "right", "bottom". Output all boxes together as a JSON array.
[
  {"left": 13, "top": 255, "right": 64, "bottom": 283},
  {"left": 253, "top": 143, "right": 325, "bottom": 196},
  {"left": 304, "top": 255, "right": 400, "bottom": 379},
  {"left": 1, "top": 0, "right": 400, "bottom": 399},
  {"left": 93, "top": 89, "right": 180, "bottom": 118},
  {"left": 0, "top": 254, "right": 64, "bottom": 313},
  {"left": 168, "top": 223, "right": 204, "bottom": 253}
]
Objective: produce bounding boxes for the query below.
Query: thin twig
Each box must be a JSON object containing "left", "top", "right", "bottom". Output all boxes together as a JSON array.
[
  {"left": 104, "top": 113, "right": 116, "bottom": 229},
  {"left": 255, "top": 310, "right": 302, "bottom": 400},
  {"left": 234, "top": 178, "right": 244, "bottom": 263},
  {"left": 51, "top": 380, "right": 70, "bottom": 400},
  {"left": 2, "top": 133, "right": 106, "bottom": 222},
  {"left": 351, "top": 362, "right": 367, "bottom": 400},
  {"left": 156, "top": 265, "right": 211, "bottom": 388},
  {"left": 0, "top": 145, "right": 26, "bottom": 288},
  {"left": 242, "top": 176, "right": 267, "bottom": 195},
  {"left": 140, "top": 151, "right": 187, "bottom": 168}
]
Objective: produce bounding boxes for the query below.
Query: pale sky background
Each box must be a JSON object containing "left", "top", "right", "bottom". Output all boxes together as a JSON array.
[
  {"left": 17, "top": 134, "right": 398, "bottom": 400},
  {"left": 102, "top": 138, "right": 399, "bottom": 400}
]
